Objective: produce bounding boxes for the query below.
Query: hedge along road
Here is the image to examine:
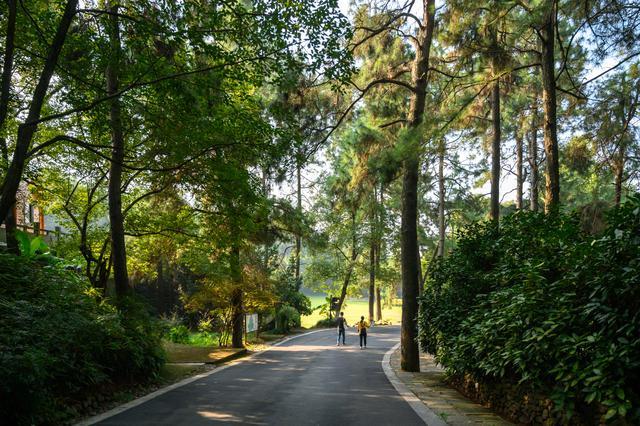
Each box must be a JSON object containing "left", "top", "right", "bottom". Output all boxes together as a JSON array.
[{"left": 93, "top": 326, "right": 426, "bottom": 425}]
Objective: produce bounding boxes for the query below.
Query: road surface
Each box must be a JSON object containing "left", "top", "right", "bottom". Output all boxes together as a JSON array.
[{"left": 98, "top": 326, "right": 424, "bottom": 425}]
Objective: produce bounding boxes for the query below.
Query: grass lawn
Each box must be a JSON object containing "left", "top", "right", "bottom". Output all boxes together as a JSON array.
[{"left": 302, "top": 295, "right": 402, "bottom": 328}]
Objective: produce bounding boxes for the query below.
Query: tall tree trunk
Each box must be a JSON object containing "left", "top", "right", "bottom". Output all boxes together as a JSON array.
[
  {"left": 375, "top": 248, "right": 382, "bottom": 321},
  {"left": 400, "top": 0, "right": 435, "bottom": 373},
  {"left": 0, "top": 0, "right": 18, "bottom": 253},
  {"left": 368, "top": 187, "right": 376, "bottom": 322},
  {"left": 230, "top": 242, "right": 244, "bottom": 348},
  {"left": 529, "top": 97, "right": 540, "bottom": 212},
  {"left": 105, "top": 2, "right": 129, "bottom": 297},
  {"left": 262, "top": 167, "right": 270, "bottom": 269},
  {"left": 540, "top": 3, "right": 560, "bottom": 212},
  {"left": 375, "top": 185, "right": 383, "bottom": 322},
  {"left": 515, "top": 114, "right": 524, "bottom": 210},
  {"left": 489, "top": 52, "right": 501, "bottom": 222},
  {"left": 614, "top": 152, "right": 624, "bottom": 206},
  {"left": 437, "top": 139, "right": 445, "bottom": 257},
  {"left": 336, "top": 211, "right": 358, "bottom": 315},
  {"left": 0, "top": 0, "right": 16, "bottom": 167},
  {"left": 0, "top": 0, "right": 78, "bottom": 229},
  {"left": 295, "top": 156, "right": 302, "bottom": 281},
  {"left": 368, "top": 230, "right": 375, "bottom": 323},
  {"left": 613, "top": 91, "right": 637, "bottom": 205}
]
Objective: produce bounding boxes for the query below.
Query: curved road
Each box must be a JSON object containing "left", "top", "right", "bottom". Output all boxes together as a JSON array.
[{"left": 97, "top": 326, "right": 424, "bottom": 425}]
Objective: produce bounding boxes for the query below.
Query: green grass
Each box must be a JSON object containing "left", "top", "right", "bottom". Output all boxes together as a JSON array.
[
  {"left": 302, "top": 295, "right": 402, "bottom": 328},
  {"left": 186, "top": 331, "right": 220, "bottom": 346}
]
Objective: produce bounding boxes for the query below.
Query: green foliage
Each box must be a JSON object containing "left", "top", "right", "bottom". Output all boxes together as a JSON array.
[
  {"left": 315, "top": 317, "right": 338, "bottom": 328},
  {"left": 274, "top": 304, "right": 301, "bottom": 334},
  {"left": 0, "top": 255, "right": 164, "bottom": 425},
  {"left": 14, "top": 230, "right": 50, "bottom": 258},
  {"left": 274, "top": 263, "right": 312, "bottom": 316},
  {"left": 167, "top": 324, "right": 190, "bottom": 344},
  {"left": 419, "top": 195, "right": 640, "bottom": 423}
]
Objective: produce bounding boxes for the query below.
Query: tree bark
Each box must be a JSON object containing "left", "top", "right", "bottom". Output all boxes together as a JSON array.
[
  {"left": 369, "top": 230, "right": 375, "bottom": 323},
  {"left": 0, "top": 0, "right": 16, "bottom": 165},
  {"left": 0, "top": 0, "right": 18, "bottom": 253},
  {"left": 400, "top": 0, "right": 435, "bottom": 373},
  {"left": 230, "top": 243, "right": 244, "bottom": 348},
  {"left": 0, "top": 0, "right": 78, "bottom": 229},
  {"left": 539, "top": 3, "right": 560, "bottom": 212},
  {"left": 295, "top": 155, "right": 302, "bottom": 281},
  {"left": 336, "top": 211, "right": 358, "bottom": 315},
  {"left": 368, "top": 188, "right": 376, "bottom": 322},
  {"left": 490, "top": 71, "right": 501, "bottom": 222},
  {"left": 437, "top": 139, "right": 445, "bottom": 257},
  {"left": 515, "top": 114, "right": 524, "bottom": 210},
  {"left": 375, "top": 185, "right": 383, "bottom": 322},
  {"left": 614, "top": 152, "right": 624, "bottom": 206},
  {"left": 529, "top": 96, "right": 540, "bottom": 212},
  {"left": 105, "top": 2, "right": 129, "bottom": 297}
]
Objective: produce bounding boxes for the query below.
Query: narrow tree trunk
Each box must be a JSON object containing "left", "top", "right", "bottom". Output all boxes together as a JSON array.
[
  {"left": 515, "top": 115, "right": 524, "bottom": 210},
  {"left": 368, "top": 231, "right": 375, "bottom": 323},
  {"left": 0, "top": 4, "right": 18, "bottom": 256},
  {"left": 613, "top": 91, "right": 637, "bottom": 205},
  {"left": 336, "top": 211, "right": 358, "bottom": 315},
  {"left": 375, "top": 270, "right": 382, "bottom": 322},
  {"left": 614, "top": 154, "right": 624, "bottom": 206},
  {"left": 369, "top": 188, "right": 376, "bottom": 322},
  {"left": 540, "top": 3, "right": 560, "bottom": 212},
  {"left": 105, "top": 2, "right": 129, "bottom": 297},
  {"left": 0, "top": 0, "right": 16, "bottom": 165},
  {"left": 230, "top": 243, "right": 244, "bottom": 348},
  {"left": 375, "top": 185, "right": 383, "bottom": 322},
  {"left": 295, "top": 157, "right": 302, "bottom": 281},
  {"left": 400, "top": 0, "right": 435, "bottom": 373},
  {"left": 336, "top": 249, "right": 357, "bottom": 315},
  {"left": 437, "top": 139, "right": 445, "bottom": 257},
  {"left": 0, "top": 0, "right": 78, "bottom": 228},
  {"left": 529, "top": 97, "right": 540, "bottom": 212},
  {"left": 490, "top": 74, "right": 501, "bottom": 222}
]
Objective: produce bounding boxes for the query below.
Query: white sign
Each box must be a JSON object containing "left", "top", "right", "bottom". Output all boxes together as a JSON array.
[{"left": 245, "top": 313, "right": 258, "bottom": 333}]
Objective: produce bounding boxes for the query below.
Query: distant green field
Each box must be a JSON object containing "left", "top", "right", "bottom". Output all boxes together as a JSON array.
[{"left": 302, "top": 295, "right": 402, "bottom": 328}]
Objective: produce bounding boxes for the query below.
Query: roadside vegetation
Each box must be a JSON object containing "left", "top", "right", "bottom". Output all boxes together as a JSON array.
[{"left": 1, "top": 0, "right": 639, "bottom": 424}]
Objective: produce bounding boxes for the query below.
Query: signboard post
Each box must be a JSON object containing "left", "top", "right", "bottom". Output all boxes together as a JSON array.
[
  {"left": 330, "top": 297, "right": 339, "bottom": 319},
  {"left": 245, "top": 313, "right": 258, "bottom": 333}
]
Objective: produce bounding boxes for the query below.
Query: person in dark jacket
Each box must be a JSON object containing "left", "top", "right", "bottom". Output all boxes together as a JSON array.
[{"left": 336, "top": 312, "right": 348, "bottom": 346}]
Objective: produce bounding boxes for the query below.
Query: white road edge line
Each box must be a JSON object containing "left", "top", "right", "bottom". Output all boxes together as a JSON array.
[
  {"left": 76, "top": 328, "right": 332, "bottom": 426},
  {"left": 382, "top": 342, "right": 448, "bottom": 426}
]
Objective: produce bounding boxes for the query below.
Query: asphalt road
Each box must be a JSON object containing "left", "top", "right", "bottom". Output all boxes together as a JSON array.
[{"left": 98, "top": 326, "right": 424, "bottom": 425}]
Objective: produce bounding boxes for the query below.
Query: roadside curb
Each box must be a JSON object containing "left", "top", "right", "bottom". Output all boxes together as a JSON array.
[
  {"left": 382, "top": 342, "right": 448, "bottom": 426},
  {"left": 76, "top": 328, "right": 332, "bottom": 425}
]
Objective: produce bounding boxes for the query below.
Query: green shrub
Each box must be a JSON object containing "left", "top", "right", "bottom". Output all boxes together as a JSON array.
[
  {"left": 0, "top": 255, "right": 164, "bottom": 425},
  {"left": 315, "top": 317, "right": 337, "bottom": 328},
  {"left": 419, "top": 194, "right": 640, "bottom": 423},
  {"left": 275, "top": 305, "right": 301, "bottom": 333},
  {"left": 167, "top": 324, "right": 190, "bottom": 344}
]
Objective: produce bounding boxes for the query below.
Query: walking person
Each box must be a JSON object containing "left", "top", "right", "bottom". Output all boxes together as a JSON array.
[
  {"left": 336, "top": 312, "right": 348, "bottom": 346},
  {"left": 356, "top": 316, "right": 369, "bottom": 349}
]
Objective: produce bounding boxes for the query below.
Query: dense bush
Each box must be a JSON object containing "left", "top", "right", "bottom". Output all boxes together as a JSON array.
[
  {"left": 419, "top": 195, "right": 640, "bottom": 423},
  {"left": 274, "top": 265, "right": 313, "bottom": 316},
  {"left": 168, "top": 324, "right": 191, "bottom": 344},
  {"left": 315, "top": 317, "right": 337, "bottom": 328},
  {"left": 0, "top": 255, "right": 165, "bottom": 425},
  {"left": 274, "top": 304, "right": 301, "bottom": 333}
]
